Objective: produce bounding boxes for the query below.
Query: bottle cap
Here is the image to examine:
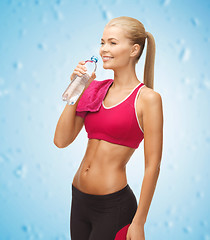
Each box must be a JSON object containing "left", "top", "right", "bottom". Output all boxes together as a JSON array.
[{"left": 91, "top": 56, "right": 98, "bottom": 63}]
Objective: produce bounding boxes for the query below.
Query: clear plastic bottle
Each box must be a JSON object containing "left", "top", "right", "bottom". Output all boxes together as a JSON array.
[{"left": 62, "top": 56, "right": 98, "bottom": 105}]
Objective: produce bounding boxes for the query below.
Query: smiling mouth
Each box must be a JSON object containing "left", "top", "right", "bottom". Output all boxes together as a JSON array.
[{"left": 102, "top": 57, "right": 113, "bottom": 61}]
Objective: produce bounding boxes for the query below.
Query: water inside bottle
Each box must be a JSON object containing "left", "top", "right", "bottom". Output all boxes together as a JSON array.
[
  {"left": 62, "top": 57, "right": 97, "bottom": 105},
  {"left": 62, "top": 73, "right": 90, "bottom": 103}
]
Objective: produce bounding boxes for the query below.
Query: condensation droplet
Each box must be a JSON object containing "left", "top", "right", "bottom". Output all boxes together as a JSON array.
[
  {"left": 166, "top": 205, "right": 177, "bottom": 216},
  {"left": 0, "top": 89, "right": 10, "bottom": 97},
  {"left": 18, "top": 28, "right": 27, "bottom": 38},
  {"left": 16, "top": 81, "right": 27, "bottom": 91},
  {"left": 0, "top": 153, "right": 10, "bottom": 163},
  {"left": 21, "top": 224, "right": 31, "bottom": 233},
  {"left": 196, "top": 191, "right": 205, "bottom": 199},
  {"left": 52, "top": 7, "right": 64, "bottom": 21},
  {"left": 16, "top": 147, "right": 22, "bottom": 153},
  {"left": 202, "top": 78, "right": 210, "bottom": 90},
  {"left": 34, "top": 0, "right": 41, "bottom": 5},
  {"left": 206, "top": 136, "right": 210, "bottom": 143},
  {"left": 183, "top": 226, "right": 192, "bottom": 233},
  {"left": 21, "top": 223, "right": 43, "bottom": 239},
  {"left": 13, "top": 61, "right": 23, "bottom": 70},
  {"left": 14, "top": 164, "right": 28, "bottom": 178},
  {"left": 181, "top": 77, "right": 191, "bottom": 85},
  {"left": 164, "top": 220, "right": 174, "bottom": 228},
  {"left": 96, "top": 2, "right": 112, "bottom": 21},
  {"left": 200, "top": 220, "right": 208, "bottom": 227},
  {"left": 160, "top": 0, "right": 171, "bottom": 7},
  {"left": 204, "top": 234, "right": 210, "bottom": 240},
  {"left": 179, "top": 47, "right": 191, "bottom": 62},
  {"left": 37, "top": 42, "right": 48, "bottom": 50},
  {"left": 55, "top": 0, "right": 62, "bottom": 5},
  {"left": 191, "top": 17, "right": 200, "bottom": 27}
]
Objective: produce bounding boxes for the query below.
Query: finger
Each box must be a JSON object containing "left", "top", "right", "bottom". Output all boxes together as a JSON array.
[
  {"left": 79, "top": 65, "right": 87, "bottom": 71},
  {"left": 76, "top": 65, "right": 87, "bottom": 72},
  {"left": 73, "top": 71, "right": 83, "bottom": 77},
  {"left": 78, "top": 61, "right": 85, "bottom": 65},
  {"left": 91, "top": 72, "right": 96, "bottom": 78},
  {"left": 75, "top": 67, "right": 86, "bottom": 74}
]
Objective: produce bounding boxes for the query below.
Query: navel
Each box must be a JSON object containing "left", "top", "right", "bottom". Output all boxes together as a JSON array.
[{"left": 85, "top": 165, "right": 91, "bottom": 172}]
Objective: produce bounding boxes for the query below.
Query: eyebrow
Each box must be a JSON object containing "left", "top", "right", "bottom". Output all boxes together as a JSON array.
[{"left": 101, "top": 38, "right": 118, "bottom": 41}]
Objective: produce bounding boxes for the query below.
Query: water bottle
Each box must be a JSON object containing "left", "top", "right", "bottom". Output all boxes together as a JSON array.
[{"left": 62, "top": 56, "right": 98, "bottom": 105}]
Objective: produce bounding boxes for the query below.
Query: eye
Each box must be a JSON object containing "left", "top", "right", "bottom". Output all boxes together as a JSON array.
[
  {"left": 100, "top": 42, "right": 104, "bottom": 45},
  {"left": 111, "top": 42, "right": 116, "bottom": 45}
]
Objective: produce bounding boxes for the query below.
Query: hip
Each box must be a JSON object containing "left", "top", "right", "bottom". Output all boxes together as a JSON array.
[
  {"left": 71, "top": 183, "right": 137, "bottom": 210},
  {"left": 70, "top": 183, "right": 138, "bottom": 239}
]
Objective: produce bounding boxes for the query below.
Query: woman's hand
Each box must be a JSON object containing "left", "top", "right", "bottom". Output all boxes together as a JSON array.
[
  {"left": 126, "top": 222, "right": 145, "bottom": 240},
  {"left": 70, "top": 61, "right": 86, "bottom": 80},
  {"left": 86, "top": 71, "right": 96, "bottom": 88},
  {"left": 70, "top": 61, "right": 96, "bottom": 87}
]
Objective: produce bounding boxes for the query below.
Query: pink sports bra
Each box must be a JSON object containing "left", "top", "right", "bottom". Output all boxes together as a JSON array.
[{"left": 76, "top": 79, "right": 145, "bottom": 149}]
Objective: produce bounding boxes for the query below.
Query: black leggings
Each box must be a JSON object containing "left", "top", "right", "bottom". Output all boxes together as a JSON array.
[{"left": 70, "top": 184, "right": 137, "bottom": 240}]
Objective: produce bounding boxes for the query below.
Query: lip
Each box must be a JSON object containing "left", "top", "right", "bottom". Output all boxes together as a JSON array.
[{"left": 102, "top": 56, "right": 113, "bottom": 62}]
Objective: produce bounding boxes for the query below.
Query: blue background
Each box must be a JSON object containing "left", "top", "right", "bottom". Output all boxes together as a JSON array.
[{"left": 0, "top": 0, "right": 209, "bottom": 239}]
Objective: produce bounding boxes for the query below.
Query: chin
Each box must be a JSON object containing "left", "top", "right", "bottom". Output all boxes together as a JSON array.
[
  {"left": 103, "top": 63, "right": 115, "bottom": 70},
  {"left": 103, "top": 64, "right": 110, "bottom": 69},
  {"left": 103, "top": 66, "right": 112, "bottom": 70}
]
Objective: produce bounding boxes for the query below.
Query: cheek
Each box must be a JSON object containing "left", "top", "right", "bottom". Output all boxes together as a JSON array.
[
  {"left": 114, "top": 48, "right": 130, "bottom": 65},
  {"left": 115, "top": 46, "right": 130, "bottom": 58}
]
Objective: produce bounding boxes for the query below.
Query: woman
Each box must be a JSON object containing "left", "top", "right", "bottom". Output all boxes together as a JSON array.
[{"left": 54, "top": 16, "right": 163, "bottom": 240}]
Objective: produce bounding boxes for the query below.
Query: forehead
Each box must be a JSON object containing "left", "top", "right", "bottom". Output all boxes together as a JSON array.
[{"left": 101, "top": 26, "right": 126, "bottom": 41}]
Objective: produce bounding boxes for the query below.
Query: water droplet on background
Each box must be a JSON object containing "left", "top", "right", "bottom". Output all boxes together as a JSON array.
[
  {"left": 14, "top": 164, "right": 28, "bottom": 178},
  {"left": 183, "top": 226, "right": 192, "bottom": 234},
  {"left": 191, "top": 17, "right": 200, "bottom": 27},
  {"left": 179, "top": 47, "right": 191, "bottom": 62},
  {"left": 13, "top": 61, "right": 23, "bottom": 70}
]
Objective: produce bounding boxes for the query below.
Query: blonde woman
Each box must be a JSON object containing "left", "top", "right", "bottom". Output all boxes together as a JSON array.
[{"left": 54, "top": 16, "right": 163, "bottom": 240}]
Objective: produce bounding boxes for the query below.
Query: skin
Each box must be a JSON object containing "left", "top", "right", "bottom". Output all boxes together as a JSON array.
[{"left": 71, "top": 26, "right": 163, "bottom": 239}]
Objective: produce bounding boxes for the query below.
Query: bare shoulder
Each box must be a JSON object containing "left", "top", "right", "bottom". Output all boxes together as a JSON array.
[
  {"left": 139, "top": 86, "right": 163, "bottom": 135},
  {"left": 140, "top": 86, "right": 163, "bottom": 109}
]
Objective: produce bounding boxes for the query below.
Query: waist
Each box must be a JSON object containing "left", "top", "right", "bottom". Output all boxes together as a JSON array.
[
  {"left": 73, "top": 166, "right": 127, "bottom": 195},
  {"left": 72, "top": 183, "right": 130, "bottom": 201}
]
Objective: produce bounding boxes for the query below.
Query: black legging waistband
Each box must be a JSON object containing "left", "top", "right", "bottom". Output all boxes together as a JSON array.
[{"left": 72, "top": 183, "right": 131, "bottom": 202}]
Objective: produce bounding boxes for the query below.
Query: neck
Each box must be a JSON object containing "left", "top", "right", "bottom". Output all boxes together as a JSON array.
[{"left": 112, "top": 63, "right": 140, "bottom": 89}]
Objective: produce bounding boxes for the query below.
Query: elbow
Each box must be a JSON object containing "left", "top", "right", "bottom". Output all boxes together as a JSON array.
[
  {"left": 53, "top": 138, "right": 66, "bottom": 148},
  {"left": 54, "top": 139, "right": 64, "bottom": 148},
  {"left": 53, "top": 137, "right": 73, "bottom": 148}
]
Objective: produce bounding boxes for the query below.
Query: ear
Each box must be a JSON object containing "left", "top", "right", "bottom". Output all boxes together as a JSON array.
[{"left": 130, "top": 44, "right": 140, "bottom": 58}]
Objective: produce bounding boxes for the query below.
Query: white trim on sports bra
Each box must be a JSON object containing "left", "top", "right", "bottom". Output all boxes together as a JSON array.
[
  {"left": 102, "top": 82, "right": 142, "bottom": 109},
  {"left": 134, "top": 85, "right": 146, "bottom": 134}
]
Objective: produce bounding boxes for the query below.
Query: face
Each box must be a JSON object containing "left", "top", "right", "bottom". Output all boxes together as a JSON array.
[{"left": 99, "top": 26, "right": 137, "bottom": 70}]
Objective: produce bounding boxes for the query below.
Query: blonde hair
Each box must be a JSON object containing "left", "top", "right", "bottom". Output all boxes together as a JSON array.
[{"left": 106, "top": 16, "right": 156, "bottom": 89}]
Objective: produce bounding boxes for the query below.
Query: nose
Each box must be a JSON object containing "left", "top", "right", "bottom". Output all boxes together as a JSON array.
[{"left": 100, "top": 43, "right": 109, "bottom": 53}]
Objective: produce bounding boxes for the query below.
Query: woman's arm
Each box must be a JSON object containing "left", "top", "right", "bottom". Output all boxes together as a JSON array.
[
  {"left": 53, "top": 86, "right": 87, "bottom": 148},
  {"left": 132, "top": 89, "right": 163, "bottom": 225},
  {"left": 53, "top": 60, "right": 96, "bottom": 148}
]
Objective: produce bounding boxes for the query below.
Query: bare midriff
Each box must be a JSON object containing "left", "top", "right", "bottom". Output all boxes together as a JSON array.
[
  {"left": 72, "top": 138, "right": 136, "bottom": 195},
  {"left": 72, "top": 81, "right": 146, "bottom": 195}
]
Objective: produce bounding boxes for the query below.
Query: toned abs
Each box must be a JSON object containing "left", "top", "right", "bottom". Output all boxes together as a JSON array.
[{"left": 72, "top": 139, "right": 135, "bottom": 195}]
